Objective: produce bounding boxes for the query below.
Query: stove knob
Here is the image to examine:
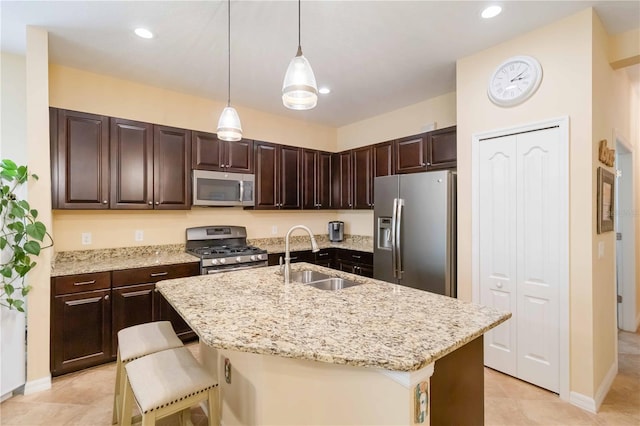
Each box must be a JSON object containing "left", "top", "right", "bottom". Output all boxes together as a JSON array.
[
  {"left": 211, "top": 259, "right": 219, "bottom": 265},
  {"left": 250, "top": 255, "right": 257, "bottom": 261},
  {"left": 236, "top": 256, "right": 242, "bottom": 263},
  {"left": 219, "top": 258, "right": 226, "bottom": 264},
  {"left": 259, "top": 254, "right": 266, "bottom": 260}
]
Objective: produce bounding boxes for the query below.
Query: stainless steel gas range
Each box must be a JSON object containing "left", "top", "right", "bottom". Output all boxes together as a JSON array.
[{"left": 185, "top": 226, "right": 268, "bottom": 275}]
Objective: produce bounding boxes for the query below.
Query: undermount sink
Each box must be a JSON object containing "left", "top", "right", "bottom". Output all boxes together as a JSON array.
[{"left": 289, "top": 270, "right": 362, "bottom": 290}]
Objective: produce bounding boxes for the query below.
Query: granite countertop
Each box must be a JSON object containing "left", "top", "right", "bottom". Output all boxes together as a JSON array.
[
  {"left": 51, "top": 235, "right": 373, "bottom": 277},
  {"left": 156, "top": 263, "right": 510, "bottom": 372},
  {"left": 250, "top": 234, "right": 373, "bottom": 254},
  {"left": 51, "top": 244, "right": 199, "bottom": 277}
]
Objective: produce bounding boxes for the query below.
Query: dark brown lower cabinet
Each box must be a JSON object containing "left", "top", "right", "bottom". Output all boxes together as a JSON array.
[
  {"left": 51, "top": 272, "right": 112, "bottom": 376},
  {"left": 111, "top": 283, "right": 155, "bottom": 357},
  {"left": 155, "top": 291, "right": 196, "bottom": 341},
  {"left": 267, "top": 248, "right": 370, "bottom": 277}
]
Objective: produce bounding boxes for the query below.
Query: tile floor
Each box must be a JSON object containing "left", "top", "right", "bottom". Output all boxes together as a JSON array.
[{"left": 1, "top": 329, "right": 638, "bottom": 425}]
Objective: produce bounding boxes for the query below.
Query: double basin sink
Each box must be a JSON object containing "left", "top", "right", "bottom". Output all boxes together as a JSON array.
[{"left": 289, "top": 270, "right": 362, "bottom": 291}]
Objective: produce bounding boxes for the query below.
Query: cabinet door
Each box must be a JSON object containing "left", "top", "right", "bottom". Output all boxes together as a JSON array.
[
  {"left": 153, "top": 125, "right": 191, "bottom": 209},
  {"left": 254, "top": 141, "right": 279, "bottom": 209},
  {"left": 279, "top": 145, "right": 301, "bottom": 209},
  {"left": 192, "top": 131, "right": 224, "bottom": 171},
  {"left": 226, "top": 139, "right": 254, "bottom": 173},
  {"left": 317, "top": 151, "right": 332, "bottom": 209},
  {"left": 331, "top": 152, "right": 352, "bottom": 209},
  {"left": 111, "top": 283, "right": 155, "bottom": 357},
  {"left": 395, "top": 134, "right": 427, "bottom": 174},
  {"left": 301, "top": 149, "right": 317, "bottom": 209},
  {"left": 426, "top": 126, "right": 457, "bottom": 170},
  {"left": 374, "top": 140, "right": 395, "bottom": 177},
  {"left": 54, "top": 109, "right": 109, "bottom": 209},
  {"left": 110, "top": 118, "right": 154, "bottom": 209},
  {"left": 51, "top": 289, "right": 111, "bottom": 376},
  {"left": 352, "top": 146, "right": 373, "bottom": 209},
  {"left": 154, "top": 291, "right": 196, "bottom": 341}
]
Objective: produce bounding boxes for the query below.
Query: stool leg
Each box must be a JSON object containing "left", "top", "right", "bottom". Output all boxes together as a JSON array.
[
  {"left": 141, "top": 412, "right": 154, "bottom": 426},
  {"left": 207, "top": 387, "right": 220, "bottom": 426},
  {"left": 112, "top": 350, "right": 122, "bottom": 424},
  {"left": 120, "top": 373, "right": 134, "bottom": 426}
]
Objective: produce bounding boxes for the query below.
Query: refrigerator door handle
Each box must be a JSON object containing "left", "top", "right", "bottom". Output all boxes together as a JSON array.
[
  {"left": 391, "top": 198, "right": 398, "bottom": 278},
  {"left": 396, "top": 198, "right": 404, "bottom": 279}
]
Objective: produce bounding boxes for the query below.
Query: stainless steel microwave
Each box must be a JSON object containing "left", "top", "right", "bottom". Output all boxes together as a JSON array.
[{"left": 192, "top": 170, "right": 255, "bottom": 207}]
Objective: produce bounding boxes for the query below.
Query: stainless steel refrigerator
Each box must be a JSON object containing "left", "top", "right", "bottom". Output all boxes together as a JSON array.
[{"left": 373, "top": 170, "right": 456, "bottom": 297}]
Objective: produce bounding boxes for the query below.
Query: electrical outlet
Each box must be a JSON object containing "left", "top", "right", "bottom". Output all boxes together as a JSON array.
[
  {"left": 135, "top": 230, "right": 144, "bottom": 241},
  {"left": 81, "top": 232, "right": 92, "bottom": 245},
  {"left": 271, "top": 225, "right": 278, "bottom": 235}
]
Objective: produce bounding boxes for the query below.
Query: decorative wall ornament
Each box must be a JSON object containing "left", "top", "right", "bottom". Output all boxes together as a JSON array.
[
  {"left": 597, "top": 167, "right": 615, "bottom": 234},
  {"left": 414, "top": 381, "right": 428, "bottom": 423},
  {"left": 598, "top": 139, "right": 615, "bottom": 166}
]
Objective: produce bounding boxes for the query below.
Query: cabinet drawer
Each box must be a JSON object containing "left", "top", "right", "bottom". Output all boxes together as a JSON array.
[
  {"left": 336, "top": 250, "right": 373, "bottom": 265},
  {"left": 53, "top": 272, "right": 111, "bottom": 296},
  {"left": 112, "top": 263, "right": 199, "bottom": 287}
]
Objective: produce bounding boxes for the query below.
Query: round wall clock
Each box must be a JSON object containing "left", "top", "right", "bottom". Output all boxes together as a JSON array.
[{"left": 487, "top": 55, "right": 543, "bottom": 107}]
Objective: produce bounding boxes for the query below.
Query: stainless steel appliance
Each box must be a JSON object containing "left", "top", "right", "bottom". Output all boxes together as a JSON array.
[
  {"left": 328, "top": 221, "right": 344, "bottom": 242},
  {"left": 192, "top": 170, "right": 254, "bottom": 207},
  {"left": 373, "top": 170, "right": 456, "bottom": 297},
  {"left": 185, "top": 226, "right": 268, "bottom": 274}
]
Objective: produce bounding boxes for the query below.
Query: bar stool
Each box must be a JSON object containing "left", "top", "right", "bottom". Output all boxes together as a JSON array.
[
  {"left": 112, "top": 321, "right": 184, "bottom": 424},
  {"left": 121, "top": 346, "right": 219, "bottom": 426}
]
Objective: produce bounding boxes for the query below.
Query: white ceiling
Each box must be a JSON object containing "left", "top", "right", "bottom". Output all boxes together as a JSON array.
[{"left": 2, "top": 1, "right": 639, "bottom": 127}]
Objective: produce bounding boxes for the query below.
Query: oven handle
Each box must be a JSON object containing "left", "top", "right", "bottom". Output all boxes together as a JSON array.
[
  {"left": 205, "top": 263, "right": 266, "bottom": 274},
  {"left": 239, "top": 180, "right": 244, "bottom": 203}
]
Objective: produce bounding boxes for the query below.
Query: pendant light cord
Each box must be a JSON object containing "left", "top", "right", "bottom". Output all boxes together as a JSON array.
[
  {"left": 227, "top": 0, "right": 231, "bottom": 106},
  {"left": 298, "top": 0, "right": 301, "bottom": 49}
]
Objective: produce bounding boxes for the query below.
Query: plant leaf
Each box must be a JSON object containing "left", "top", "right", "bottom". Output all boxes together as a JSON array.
[
  {"left": 23, "top": 241, "right": 41, "bottom": 255},
  {"left": 30, "top": 209, "right": 38, "bottom": 219},
  {"left": 1, "top": 159, "right": 17, "bottom": 170},
  {"left": 12, "top": 299, "right": 24, "bottom": 311},
  {"left": 0, "top": 267, "right": 12, "bottom": 278},
  {"left": 0, "top": 237, "right": 6, "bottom": 250},
  {"left": 26, "top": 222, "right": 46, "bottom": 241},
  {"left": 4, "top": 284, "right": 14, "bottom": 296}
]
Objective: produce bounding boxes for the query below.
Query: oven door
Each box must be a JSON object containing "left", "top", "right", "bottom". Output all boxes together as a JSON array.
[{"left": 192, "top": 170, "right": 255, "bottom": 207}]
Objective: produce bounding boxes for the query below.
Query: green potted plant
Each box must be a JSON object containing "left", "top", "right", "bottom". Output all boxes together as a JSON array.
[{"left": 1, "top": 159, "right": 53, "bottom": 312}]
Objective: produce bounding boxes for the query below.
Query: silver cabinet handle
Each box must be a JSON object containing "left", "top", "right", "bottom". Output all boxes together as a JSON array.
[
  {"left": 396, "top": 198, "right": 404, "bottom": 279},
  {"left": 352, "top": 255, "right": 362, "bottom": 259},
  {"left": 150, "top": 272, "right": 168, "bottom": 277},
  {"left": 73, "top": 280, "right": 96, "bottom": 286},
  {"left": 421, "top": 162, "right": 426, "bottom": 166},
  {"left": 104, "top": 294, "right": 110, "bottom": 300},
  {"left": 155, "top": 201, "right": 159, "bottom": 205},
  {"left": 391, "top": 198, "right": 398, "bottom": 278},
  {"left": 239, "top": 180, "right": 244, "bottom": 203},
  {"left": 148, "top": 201, "right": 153, "bottom": 205},
  {"left": 426, "top": 162, "right": 431, "bottom": 166},
  {"left": 102, "top": 200, "right": 108, "bottom": 204},
  {"left": 318, "top": 252, "right": 329, "bottom": 257}
]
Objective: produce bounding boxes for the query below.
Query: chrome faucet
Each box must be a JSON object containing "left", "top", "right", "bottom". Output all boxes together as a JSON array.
[{"left": 282, "top": 225, "right": 319, "bottom": 284}]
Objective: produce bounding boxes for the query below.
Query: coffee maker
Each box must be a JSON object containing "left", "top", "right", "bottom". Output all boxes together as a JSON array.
[{"left": 328, "top": 221, "right": 344, "bottom": 242}]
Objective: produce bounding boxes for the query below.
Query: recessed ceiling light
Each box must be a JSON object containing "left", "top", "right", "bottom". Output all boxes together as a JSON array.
[
  {"left": 318, "top": 87, "right": 331, "bottom": 95},
  {"left": 481, "top": 5, "right": 502, "bottom": 19},
  {"left": 134, "top": 28, "right": 154, "bottom": 39}
]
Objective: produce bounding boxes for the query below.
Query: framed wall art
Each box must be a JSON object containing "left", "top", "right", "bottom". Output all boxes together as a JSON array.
[{"left": 597, "top": 167, "right": 615, "bottom": 234}]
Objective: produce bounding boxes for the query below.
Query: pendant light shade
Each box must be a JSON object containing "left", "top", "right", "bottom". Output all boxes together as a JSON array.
[
  {"left": 282, "top": 0, "right": 318, "bottom": 110},
  {"left": 217, "top": 0, "right": 242, "bottom": 141},
  {"left": 217, "top": 106, "right": 242, "bottom": 142}
]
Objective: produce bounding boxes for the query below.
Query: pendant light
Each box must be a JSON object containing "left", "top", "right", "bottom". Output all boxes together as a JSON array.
[
  {"left": 217, "top": 0, "right": 242, "bottom": 141},
  {"left": 282, "top": 0, "right": 318, "bottom": 110}
]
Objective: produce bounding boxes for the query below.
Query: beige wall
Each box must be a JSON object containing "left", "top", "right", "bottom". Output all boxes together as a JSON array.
[
  {"left": 457, "top": 9, "right": 602, "bottom": 398},
  {"left": 634, "top": 80, "right": 640, "bottom": 329},
  {"left": 336, "top": 91, "right": 456, "bottom": 151},
  {"left": 608, "top": 28, "right": 640, "bottom": 69},
  {"left": 25, "top": 27, "right": 53, "bottom": 386},
  {"left": 49, "top": 65, "right": 342, "bottom": 251}
]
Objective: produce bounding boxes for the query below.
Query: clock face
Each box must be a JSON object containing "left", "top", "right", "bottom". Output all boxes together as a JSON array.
[{"left": 487, "top": 56, "right": 542, "bottom": 107}]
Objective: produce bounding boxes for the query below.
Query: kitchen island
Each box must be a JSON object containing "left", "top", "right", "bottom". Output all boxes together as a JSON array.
[{"left": 156, "top": 263, "right": 510, "bottom": 425}]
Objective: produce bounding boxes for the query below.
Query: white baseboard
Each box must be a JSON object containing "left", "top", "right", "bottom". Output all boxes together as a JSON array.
[
  {"left": 569, "top": 361, "right": 618, "bottom": 414},
  {"left": 22, "top": 375, "right": 51, "bottom": 395}
]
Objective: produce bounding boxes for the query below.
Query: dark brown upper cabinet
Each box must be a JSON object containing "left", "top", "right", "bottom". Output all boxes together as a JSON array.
[
  {"left": 153, "top": 125, "right": 191, "bottom": 209},
  {"left": 395, "top": 133, "right": 428, "bottom": 174},
  {"left": 302, "top": 149, "right": 332, "bottom": 209},
  {"left": 352, "top": 146, "right": 374, "bottom": 209},
  {"left": 426, "top": 126, "right": 457, "bottom": 170},
  {"left": 331, "top": 151, "right": 353, "bottom": 209},
  {"left": 373, "top": 140, "right": 395, "bottom": 177},
  {"left": 254, "top": 141, "right": 301, "bottom": 209},
  {"left": 51, "top": 109, "right": 110, "bottom": 209},
  {"left": 110, "top": 118, "right": 153, "bottom": 209},
  {"left": 191, "top": 131, "right": 253, "bottom": 173}
]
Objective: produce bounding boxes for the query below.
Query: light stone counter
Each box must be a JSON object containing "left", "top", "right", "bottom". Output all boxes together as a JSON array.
[
  {"left": 51, "top": 244, "right": 199, "bottom": 277},
  {"left": 156, "top": 262, "right": 510, "bottom": 372}
]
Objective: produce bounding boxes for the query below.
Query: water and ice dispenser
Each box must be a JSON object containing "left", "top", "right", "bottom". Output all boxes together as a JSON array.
[{"left": 377, "top": 218, "right": 393, "bottom": 250}]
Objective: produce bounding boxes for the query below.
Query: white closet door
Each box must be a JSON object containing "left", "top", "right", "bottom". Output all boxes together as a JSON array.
[
  {"left": 479, "top": 135, "right": 517, "bottom": 375},
  {"left": 515, "top": 127, "right": 560, "bottom": 393}
]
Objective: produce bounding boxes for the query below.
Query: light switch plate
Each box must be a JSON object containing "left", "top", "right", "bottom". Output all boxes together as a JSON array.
[
  {"left": 271, "top": 225, "right": 278, "bottom": 235},
  {"left": 81, "top": 232, "right": 92, "bottom": 245},
  {"left": 135, "top": 230, "right": 144, "bottom": 241},
  {"left": 598, "top": 241, "right": 605, "bottom": 259}
]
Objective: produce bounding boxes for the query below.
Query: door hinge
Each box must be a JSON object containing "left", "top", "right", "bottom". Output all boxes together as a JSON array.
[
  {"left": 617, "top": 295, "right": 623, "bottom": 303},
  {"left": 617, "top": 232, "right": 622, "bottom": 241}
]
